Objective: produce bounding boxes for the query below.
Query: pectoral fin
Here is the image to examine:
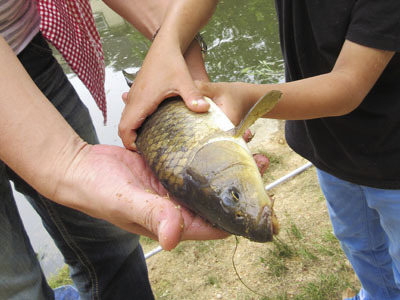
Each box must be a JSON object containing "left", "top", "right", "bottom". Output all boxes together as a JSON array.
[{"left": 231, "top": 90, "right": 282, "bottom": 138}]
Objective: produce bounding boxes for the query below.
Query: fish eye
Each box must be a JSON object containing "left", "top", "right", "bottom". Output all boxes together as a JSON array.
[
  {"left": 221, "top": 188, "right": 240, "bottom": 208},
  {"left": 231, "top": 190, "right": 240, "bottom": 202}
]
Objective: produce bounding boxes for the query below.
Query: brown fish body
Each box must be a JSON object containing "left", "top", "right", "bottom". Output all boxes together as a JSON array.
[{"left": 136, "top": 95, "right": 280, "bottom": 242}]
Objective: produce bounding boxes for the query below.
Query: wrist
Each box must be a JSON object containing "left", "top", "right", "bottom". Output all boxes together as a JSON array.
[
  {"left": 160, "top": 0, "right": 217, "bottom": 52},
  {"left": 44, "top": 138, "right": 91, "bottom": 208},
  {"left": 236, "top": 82, "right": 260, "bottom": 112},
  {"left": 152, "top": 27, "right": 207, "bottom": 55},
  {"left": 184, "top": 40, "right": 210, "bottom": 81}
]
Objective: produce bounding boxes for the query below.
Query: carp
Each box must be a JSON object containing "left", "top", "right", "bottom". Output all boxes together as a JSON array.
[{"left": 123, "top": 71, "right": 281, "bottom": 242}]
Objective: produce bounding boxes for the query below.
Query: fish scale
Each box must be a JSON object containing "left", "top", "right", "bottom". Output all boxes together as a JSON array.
[
  {"left": 134, "top": 94, "right": 281, "bottom": 242},
  {"left": 137, "top": 98, "right": 224, "bottom": 193},
  {"left": 124, "top": 70, "right": 282, "bottom": 241}
]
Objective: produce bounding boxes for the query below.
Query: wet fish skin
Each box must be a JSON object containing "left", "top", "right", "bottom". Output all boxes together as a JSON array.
[{"left": 136, "top": 97, "right": 279, "bottom": 242}]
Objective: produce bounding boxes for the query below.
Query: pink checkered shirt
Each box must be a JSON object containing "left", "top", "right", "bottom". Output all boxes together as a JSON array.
[{"left": 37, "top": 0, "right": 107, "bottom": 123}]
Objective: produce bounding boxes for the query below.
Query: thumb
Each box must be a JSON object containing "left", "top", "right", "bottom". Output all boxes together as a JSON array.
[
  {"left": 156, "top": 203, "right": 186, "bottom": 250},
  {"left": 116, "top": 187, "right": 185, "bottom": 250},
  {"left": 177, "top": 76, "right": 210, "bottom": 113},
  {"left": 121, "top": 92, "right": 128, "bottom": 104}
]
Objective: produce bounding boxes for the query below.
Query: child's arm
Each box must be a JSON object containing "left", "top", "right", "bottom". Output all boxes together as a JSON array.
[{"left": 197, "top": 40, "right": 394, "bottom": 123}]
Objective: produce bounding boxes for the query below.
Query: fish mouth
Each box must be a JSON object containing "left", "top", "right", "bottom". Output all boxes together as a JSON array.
[{"left": 248, "top": 206, "right": 279, "bottom": 242}]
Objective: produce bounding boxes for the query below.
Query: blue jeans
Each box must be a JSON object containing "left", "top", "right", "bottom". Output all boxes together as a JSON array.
[
  {"left": 317, "top": 168, "right": 400, "bottom": 300},
  {"left": 0, "top": 33, "right": 154, "bottom": 300}
]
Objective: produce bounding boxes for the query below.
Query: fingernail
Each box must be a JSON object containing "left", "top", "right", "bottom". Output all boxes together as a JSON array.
[
  {"left": 130, "top": 132, "right": 138, "bottom": 150},
  {"left": 192, "top": 98, "right": 207, "bottom": 107}
]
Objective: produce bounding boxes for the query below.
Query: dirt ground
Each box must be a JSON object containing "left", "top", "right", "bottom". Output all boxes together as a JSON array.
[{"left": 141, "top": 119, "right": 360, "bottom": 300}]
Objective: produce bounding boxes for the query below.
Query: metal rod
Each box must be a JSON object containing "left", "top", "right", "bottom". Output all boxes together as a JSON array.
[
  {"left": 145, "top": 245, "right": 163, "bottom": 259},
  {"left": 265, "top": 161, "right": 313, "bottom": 191},
  {"left": 145, "top": 161, "right": 313, "bottom": 260}
]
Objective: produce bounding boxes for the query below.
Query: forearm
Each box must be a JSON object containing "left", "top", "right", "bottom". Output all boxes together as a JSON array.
[
  {"left": 184, "top": 40, "right": 209, "bottom": 81},
  {"left": 157, "top": 0, "right": 217, "bottom": 53},
  {"left": 103, "top": 0, "right": 211, "bottom": 81},
  {"left": 103, "top": 0, "right": 217, "bottom": 48},
  {"left": 242, "top": 41, "right": 395, "bottom": 120},
  {"left": 245, "top": 72, "right": 365, "bottom": 120},
  {"left": 102, "top": 0, "right": 167, "bottom": 39},
  {"left": 148, "top": 0, "right": 216, "bottom": 81},
  {"left": 0, "top": 36, "right": 86, "bottom": 200}
]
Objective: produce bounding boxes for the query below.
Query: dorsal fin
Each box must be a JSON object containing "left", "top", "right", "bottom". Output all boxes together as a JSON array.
[
  {"left": 231, "top": 90, "right": 282, "bottom": 138},
  {"left": 122, "top": 69, "right": 139, "bottom": 87}
]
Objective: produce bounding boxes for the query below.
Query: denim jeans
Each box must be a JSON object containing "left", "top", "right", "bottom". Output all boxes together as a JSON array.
[
  {"left": 317, "top": 168, "right": 400, "bottom": 300},
  {"left": 0, "top": 33, "right": 154, "bottom": 300}
]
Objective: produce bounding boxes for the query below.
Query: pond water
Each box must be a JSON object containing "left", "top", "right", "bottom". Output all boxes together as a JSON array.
[{"left": 16, "top": 0, "right": 284, "bottom": 277}]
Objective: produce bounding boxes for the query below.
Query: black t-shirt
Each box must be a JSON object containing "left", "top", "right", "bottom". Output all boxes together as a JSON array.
[{"left": 275, "top": 0, "right": 400, "bottom": 189}]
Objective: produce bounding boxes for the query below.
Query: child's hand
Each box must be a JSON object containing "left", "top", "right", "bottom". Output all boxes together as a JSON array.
[
  {"left": 196, "top": 81, "right": 274, "bottom": 176},
  {"left": 195, "top": 81, "right": 254, "bottom": 125}
]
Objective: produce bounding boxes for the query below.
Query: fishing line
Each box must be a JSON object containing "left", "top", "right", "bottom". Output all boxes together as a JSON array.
[{"left": 232, "top": 236, "right": 268, "bottom": 298}]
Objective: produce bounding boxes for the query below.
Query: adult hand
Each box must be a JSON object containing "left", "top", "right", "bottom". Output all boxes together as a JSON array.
[
  {"left": 55, "top": 143, "right": 229, "bottom": 251},
  {"left": 118, "top": 39, "right": 210, "bottom": 151},
  {"left": 117, "top": 0, "right": 218, "bottom": 151}
]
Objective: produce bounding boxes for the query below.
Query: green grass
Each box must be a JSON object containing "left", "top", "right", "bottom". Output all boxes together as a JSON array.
[
  {"left": 322, "top": 229, "right": 338, "bottom": 243},
  {"left": 47, "top": 265, "right": 73, "bottom": 289},
  {"left": 153, "top": 279, "right": 174, "bottom": 300},
  {"left": 205, "top": 275, "right": 220, "bottom": 287},
  {"left": 259, "top": 237, "right": 297, "bottom": 277},
  {"left": 298, "top": 246, "right": 318, "bottom": 261},
  {"left": 48, "top": 220, "right": 358, "bottom": 300},
  {"left": 287, "top": 222, "right": 304, "bottom": 240},
  {"left": 261, "top": 254, "right": 288, "bottom": 277},
  {"left": 250, "top": 220, "right": 359, "bottom": 300},
  {"left": 296, "top": 272, "right": 354, "bottom": 300}
]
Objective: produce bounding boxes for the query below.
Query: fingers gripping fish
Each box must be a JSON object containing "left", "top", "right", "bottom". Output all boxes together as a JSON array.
[{"left": 124, "top": 71, "right": 281, "bottom": 242}]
